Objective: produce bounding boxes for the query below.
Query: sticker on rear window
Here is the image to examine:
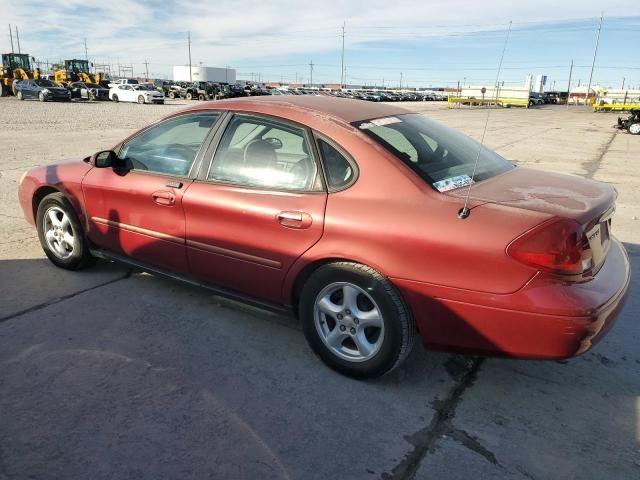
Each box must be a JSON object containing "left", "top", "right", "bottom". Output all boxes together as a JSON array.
[
  {"left": 432, "top": 174, "right": 474, "bottom": 192},
  {"left": 359, "top": 116, "right": 402, "bottom": 129}
]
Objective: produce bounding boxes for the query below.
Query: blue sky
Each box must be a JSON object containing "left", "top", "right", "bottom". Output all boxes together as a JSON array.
[{"left": 4, "top": 1, "right": 640, "bottom": 89}]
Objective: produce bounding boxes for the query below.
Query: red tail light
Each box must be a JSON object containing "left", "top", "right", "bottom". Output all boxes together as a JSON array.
[{"left": 507, "top": 219, "right": 593, "bottom": 275}]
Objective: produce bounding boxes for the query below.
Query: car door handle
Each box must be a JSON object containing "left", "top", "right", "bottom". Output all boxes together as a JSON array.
[
  {"left": 277, "top": 211, "right": 312, "bottom": 229},
  {"left": 152, "top": 190, "right": 176, "bottom": 206}
]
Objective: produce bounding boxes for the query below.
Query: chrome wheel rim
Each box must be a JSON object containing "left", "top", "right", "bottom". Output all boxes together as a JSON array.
[
  {"left": 43, "top": 206, "right": 75, "bottom": 259},
  {"left": 314, "top": 282, "right": 384, "bottom": 362},
  {"left": 629, "top": 123, "right": 640, "bottom": 134}
]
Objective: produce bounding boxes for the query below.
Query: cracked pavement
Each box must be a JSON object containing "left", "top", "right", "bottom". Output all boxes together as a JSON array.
[{"left": 0, "top": 98, "right": 638, "bottom": 479}]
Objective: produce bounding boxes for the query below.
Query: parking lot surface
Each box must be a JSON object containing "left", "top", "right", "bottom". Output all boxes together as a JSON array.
[{"left": 0, "top": 98, "right": 638, "bottom": 480}]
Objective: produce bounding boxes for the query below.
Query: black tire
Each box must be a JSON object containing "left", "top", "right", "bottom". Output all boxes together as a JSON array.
[
  {"left": 112, "top": 94, "right": 119, "bottom": 103},
  {"left": 198, "top": 94, "right": 205, "bottom": 101},
  {"left": 137, "top": 95, "right": 145, "bottom": 104},
  {"left": 0, "top": 84, "right": 8, "bottom": 97},
  {"left": 36, "top": 192, "right": 95, "bottom": 270},
  {"left": 299, "top": 262, "right": 415, "bottom": 379},
  {"left": 186, "top": 92, "right": 193, "bottom": 100},
  {"left": 169, "top": 91, "right": 176, "bottom": 99},
  {"left": 38, "top": 92, "right": 46, "bottom": 102}
]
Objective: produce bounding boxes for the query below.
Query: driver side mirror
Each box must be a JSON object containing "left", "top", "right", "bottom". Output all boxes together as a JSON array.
[{"left": 94, "top": 150, "right": 117, "bottom": 168}]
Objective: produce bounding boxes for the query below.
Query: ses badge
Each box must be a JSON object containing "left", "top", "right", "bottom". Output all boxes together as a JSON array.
[{"left": 432, "top": 174, "right": 474, "bottom": 192}]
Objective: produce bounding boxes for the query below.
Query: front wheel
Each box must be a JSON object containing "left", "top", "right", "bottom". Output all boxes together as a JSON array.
[
  {"left": 137, "top": 95, "right": 145, "bottom": 104},
  {"left": 17, "top": 91, "right": 24, "bottom": 101},
  {"left": 36, "top": 193, "right": 95, "bottom": 270},
  {"left": 300, "top": 262, "right": 415, "bottom": 379},
  {"left": 628, "top": 122, "right": 640, "bottom": 135},
  {"left": 168, "top": 91, "right": 176, "bottom": 99},
  {"left": 38, "top": 92, "right": 46, "bottom": 102},
  {"left": 186, "top": 92, "right": 193, "bottom": 100}
]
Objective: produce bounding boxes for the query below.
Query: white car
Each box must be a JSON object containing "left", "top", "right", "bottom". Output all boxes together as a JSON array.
[{"left": 109, "top": 84, "right": 164, "bottom": 104}]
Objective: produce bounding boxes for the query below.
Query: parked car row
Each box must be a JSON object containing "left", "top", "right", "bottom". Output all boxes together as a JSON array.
[{"left": 12, "top": 77, "right": 447, "bottom": 105}]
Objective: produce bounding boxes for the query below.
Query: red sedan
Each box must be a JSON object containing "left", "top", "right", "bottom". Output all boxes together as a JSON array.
[{"left": 18, "top": 97, "right": 630, "bottom": 379}]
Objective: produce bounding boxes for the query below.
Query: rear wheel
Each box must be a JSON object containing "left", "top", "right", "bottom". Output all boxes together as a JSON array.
[
  {"left": 137, "top": 95, "right": 145, "bottom": 104},
  {"left": 0, "top": 84, "right": 7, "bottom": 97},
  {"left": 36, "top": 193, "right": 95, "bottom": 270},
  {"left": 112, "top": 94, "right": 119, "bottom": 103},
  {"left": 198, "top": 94, "right": 205, "bottom": 101},
  {"left": 300, "top": 262, "right": 415, "bottom": 379},
  {"left": 628, "top": 122, "right": 640, "bottom": 135},
  {"left": 186, "top": 92, "right": 193, "bottom": 100},
  {"left": 169, "top": 91, "right": 176, "bottom": 99}
]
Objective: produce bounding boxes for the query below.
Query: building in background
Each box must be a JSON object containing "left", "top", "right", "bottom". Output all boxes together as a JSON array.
[{"left": 173, "top": 65, "right": 236, "bottom": 83}]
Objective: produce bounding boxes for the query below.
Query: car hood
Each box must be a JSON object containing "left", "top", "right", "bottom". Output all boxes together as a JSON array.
[{"left": 446, "top": 167, "right": 616, "bottom": 224}]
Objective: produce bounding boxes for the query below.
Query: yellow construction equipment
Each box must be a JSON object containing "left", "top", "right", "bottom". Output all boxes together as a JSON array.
[
  {"left": 0, "top": 53, "right": 40, "bottom": 96},
  {"left": 54, "top": 59, "right": 101, "bottom": 86}
]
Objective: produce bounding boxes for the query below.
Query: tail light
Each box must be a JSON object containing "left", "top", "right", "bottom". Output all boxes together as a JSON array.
[{"left": 507, "top": 219, "right": 593, "bottom": 275}]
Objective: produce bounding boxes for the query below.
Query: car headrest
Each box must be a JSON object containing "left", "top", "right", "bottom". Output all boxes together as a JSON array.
[{"left": 244, "top": 139, "right": 277, "bottom": 169}]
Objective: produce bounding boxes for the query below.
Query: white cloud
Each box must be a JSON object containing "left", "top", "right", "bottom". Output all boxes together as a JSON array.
[{"left": 4, "top": 0, "right": 640, "bottom": 82}]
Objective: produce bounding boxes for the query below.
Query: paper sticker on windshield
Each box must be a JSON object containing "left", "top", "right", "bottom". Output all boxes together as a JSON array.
[
  {"left": 359, "top": 116, "right": 402, "bottom": 129},
  {"left": 433, "top": 175, "right": 474, "bottom": 192}
]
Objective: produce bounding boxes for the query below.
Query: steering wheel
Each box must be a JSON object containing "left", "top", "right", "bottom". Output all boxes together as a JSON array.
[{"left": 165, "top": 144, "right": 195, "bottom": 160}]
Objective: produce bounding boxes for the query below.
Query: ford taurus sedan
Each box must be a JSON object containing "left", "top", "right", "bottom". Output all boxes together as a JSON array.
[{"left": 18, "top": 97, "right": 630, "bottom": 379}]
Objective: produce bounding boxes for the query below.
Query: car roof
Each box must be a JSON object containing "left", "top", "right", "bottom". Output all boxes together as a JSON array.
[{"left": 183, "top": 96, "right": 411, "bottom": 125}]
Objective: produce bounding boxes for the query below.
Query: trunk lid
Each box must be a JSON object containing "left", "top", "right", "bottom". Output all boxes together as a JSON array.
[{"left": 448, "top": 167, "right": 616, "bottom": 272}]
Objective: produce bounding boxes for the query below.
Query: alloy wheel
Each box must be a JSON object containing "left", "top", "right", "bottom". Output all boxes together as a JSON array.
[
  {"left": 43, "top": 206, "right": 75, "bottom": 259},
  {"left": 313, "top": 282, "right": 385, "bottom": 362}
]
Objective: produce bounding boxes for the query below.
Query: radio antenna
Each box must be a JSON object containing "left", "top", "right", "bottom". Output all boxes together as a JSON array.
[{"left": 459, "top": 21, "right": 512, "bottom": 220}]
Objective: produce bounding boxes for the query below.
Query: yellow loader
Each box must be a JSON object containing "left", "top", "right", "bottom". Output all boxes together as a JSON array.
[
  {"left": 0, "top": 53, "right": 40, "bottom": 96},
  {"left": 54, "top": 59, "right": 101, "bottom": 86}
]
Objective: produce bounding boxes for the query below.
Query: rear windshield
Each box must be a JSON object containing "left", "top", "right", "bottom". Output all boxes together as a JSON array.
[{"left": 353, "top": 113, "right": 513, "bottom": 192}]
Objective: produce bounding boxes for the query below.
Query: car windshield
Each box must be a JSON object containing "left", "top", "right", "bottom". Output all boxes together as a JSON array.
[
  {"left": 353, "top": 113, "right": 514, "bottom": 191},
  {"left": 35, "top": 80, "right": 56, "bottom": 87}
]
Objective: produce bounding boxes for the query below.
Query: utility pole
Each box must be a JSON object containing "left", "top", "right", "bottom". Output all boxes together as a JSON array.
[
  {"left": 143, "top": 60, "right": 150, "bottom": 80},
  {"left": 188, "top": 31, "right": 192, "bottom": 82},
  {"left": 309, "top": 60, "right": 314, "bottom": 87},
  {"left": 566, "top": 60, "right": 573, "bottom": 109},
  {"left": 295, "top": 72, "right": 298, "bottom": 84},
  {"left": 8, "top": 24, "right": 14, "bottom": 53},
  {"left": 340, "top": 21, "right": 346, "bottom": 88},
  {"left": 585, "top": 13, "right": 603, "bottom": 108},
  {"left": 16, "top": 26, "right": 21, "bottom": 53},
  {"left": 621, "top": 77, "right": 625, "bottom": 89},
  {"left": 84, "top": 38, "right": 88, "bottom": 62},
  {"left": 400, "top": 72, "right": 403, "bottom": 90}
]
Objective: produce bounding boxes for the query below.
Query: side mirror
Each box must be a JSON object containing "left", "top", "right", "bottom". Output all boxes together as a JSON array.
[{"left": 94, "top": 150, "right": 117, "bottom": 168}]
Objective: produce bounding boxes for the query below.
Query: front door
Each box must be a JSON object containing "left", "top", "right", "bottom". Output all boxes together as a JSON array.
[
  {"left": 82, "top": 111, "right": 221, "bottom": 274},
  {"left": 182, "top": 113, "right": 327, "bottom": 303}
]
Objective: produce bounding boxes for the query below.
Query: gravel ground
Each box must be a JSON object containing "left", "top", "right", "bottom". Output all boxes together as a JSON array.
[{"left": 0, "top": 96, "right": 638, "bottom": 480}]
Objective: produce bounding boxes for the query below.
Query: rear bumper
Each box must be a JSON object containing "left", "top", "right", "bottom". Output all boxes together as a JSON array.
[{"left": 394, "top": 238, "right": 630, "bottom": 359}]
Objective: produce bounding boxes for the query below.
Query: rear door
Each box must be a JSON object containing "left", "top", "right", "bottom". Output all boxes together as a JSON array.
[
  {"left": 182, "top": 113, "right": 327, "bottom": 303},
  {"left": 82, "top": 111, "right": 221, "bottom": 274}
]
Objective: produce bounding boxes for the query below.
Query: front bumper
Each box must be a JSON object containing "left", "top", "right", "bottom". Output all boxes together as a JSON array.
[{"left": 394, "top": 238, "right": 630, "bottom": 359}]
